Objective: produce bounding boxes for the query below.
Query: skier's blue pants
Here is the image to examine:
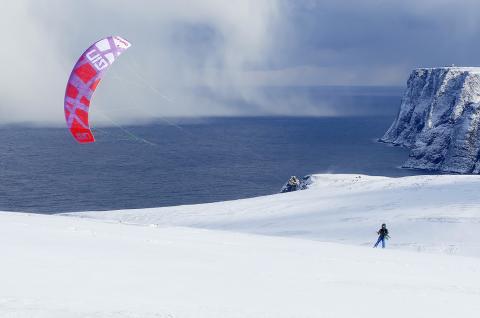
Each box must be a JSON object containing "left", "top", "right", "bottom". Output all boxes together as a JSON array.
[{"left": 374, "top": 236, "right": 385, "bottom": 248}]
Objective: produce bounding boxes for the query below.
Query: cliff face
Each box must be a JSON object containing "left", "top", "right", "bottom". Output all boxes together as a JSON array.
[{"left": 381, "top": 67, "right": 480, "bottom": 173}]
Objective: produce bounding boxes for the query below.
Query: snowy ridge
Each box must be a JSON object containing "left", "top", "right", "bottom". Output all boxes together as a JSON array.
[
  {"left": 67, "top": 174, "right": 480, "bottom": 257},
  {"left": 2, "top": 173, "right": 480, "bottom": 317},
  {"left": 381, "top": 67, "right": 480, "bottom": 173}
]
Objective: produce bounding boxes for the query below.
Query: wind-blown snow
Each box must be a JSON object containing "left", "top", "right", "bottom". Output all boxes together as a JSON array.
[
  {"left": 381, "top": 67, "right": 480, "bottom": 173},
  {"left": 2, "top": 174, "right": 480, "bottom": 317}
]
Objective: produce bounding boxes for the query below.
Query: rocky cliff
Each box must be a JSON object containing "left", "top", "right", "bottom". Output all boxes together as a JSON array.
[{"left": 381, "top": 67, "right": 480, "bottom": 173}]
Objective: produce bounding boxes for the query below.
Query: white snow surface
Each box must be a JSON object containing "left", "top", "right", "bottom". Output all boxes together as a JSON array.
[
  {"left": 2, "top": 174, "right": 480, "bottom": 317},
  {"left": 69, "top": 174, "right": 480, "bottom": 257}
]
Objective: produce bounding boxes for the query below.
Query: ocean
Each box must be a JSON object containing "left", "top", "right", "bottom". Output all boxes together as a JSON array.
[{"left": 0, "top": 87, "right": 424, "bottom": 213}]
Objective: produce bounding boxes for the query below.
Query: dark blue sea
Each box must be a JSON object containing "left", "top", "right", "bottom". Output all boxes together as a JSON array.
[{"left": 0, "top": 87, "right": 424, "bottom": 213}]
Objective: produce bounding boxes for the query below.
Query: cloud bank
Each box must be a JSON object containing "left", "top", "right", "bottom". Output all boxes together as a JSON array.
[{"left": 1, "top": 0, "right": 480, "bottom": 124}]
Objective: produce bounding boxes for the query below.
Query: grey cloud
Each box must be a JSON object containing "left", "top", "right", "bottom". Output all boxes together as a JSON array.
[{"left": 1, "top": 0, "right": 480, "bottom": 125}]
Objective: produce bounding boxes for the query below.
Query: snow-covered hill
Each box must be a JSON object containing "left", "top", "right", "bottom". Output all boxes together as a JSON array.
[
  {"left": 1, "top": 211, "right": 480, "bottom": 317},
  {"left": 3, "top": 174, "right": 480, "bottom": 317},
  {"left": 381, "top": 67, "right": 480, "bottom": 173},
  {"left": 69, "top": 174, "right": 480, "bottom": 257}
]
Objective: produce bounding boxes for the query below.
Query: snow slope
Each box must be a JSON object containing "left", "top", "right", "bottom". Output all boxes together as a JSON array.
[
  {"left": 69, "top": 174, "right": 480, "bottom": 257},
  {"left": 1, "top": 211, "right": 480, "bottom": 318},
  {"left": 381, "top": 67, "right": 480, "bottom": 173},
  {"left": 3, "top": 173, "right": 480, "bottom": 317}
]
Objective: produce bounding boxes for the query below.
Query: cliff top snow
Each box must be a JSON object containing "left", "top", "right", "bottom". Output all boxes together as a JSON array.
[{"left": 414, "top": 66, "right": 480, "bottom": 72}]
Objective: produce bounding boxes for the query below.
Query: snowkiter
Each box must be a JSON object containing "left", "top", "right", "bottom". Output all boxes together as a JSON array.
[{"left": 373, "top": 223, "right": 389, "bottom": 248}]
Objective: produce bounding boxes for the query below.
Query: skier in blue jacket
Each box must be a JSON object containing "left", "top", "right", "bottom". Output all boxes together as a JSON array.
[{"left": 373, "top": 223, "right": 390, "bottom": 248}]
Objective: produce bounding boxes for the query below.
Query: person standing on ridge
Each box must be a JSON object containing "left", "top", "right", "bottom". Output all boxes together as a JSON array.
[{"left": 373, "top": 223, "right": 390, "bottom": 248}]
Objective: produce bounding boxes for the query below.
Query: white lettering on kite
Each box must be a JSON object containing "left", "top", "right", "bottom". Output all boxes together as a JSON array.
[{"left": 86, "top": 49, "right": 109, "bottom": 71}]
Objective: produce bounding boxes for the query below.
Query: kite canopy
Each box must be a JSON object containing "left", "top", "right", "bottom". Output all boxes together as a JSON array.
[{"left": 64, "top": 36, "right": 131, "bottom": 143}]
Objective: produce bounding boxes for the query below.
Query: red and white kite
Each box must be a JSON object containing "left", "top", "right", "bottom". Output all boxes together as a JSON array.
[{"left": 64, "top": 36, "right": 131, "bottom": 143}]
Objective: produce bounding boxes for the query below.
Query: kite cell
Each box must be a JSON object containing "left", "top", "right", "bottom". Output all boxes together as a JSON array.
[{"left": 64, "top": 36, "right": 131, "bottom": 143}]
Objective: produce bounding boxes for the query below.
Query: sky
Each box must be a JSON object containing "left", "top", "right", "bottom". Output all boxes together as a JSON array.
[{"left": 2, "top": 0, "right": 480, "bottom": 124}]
